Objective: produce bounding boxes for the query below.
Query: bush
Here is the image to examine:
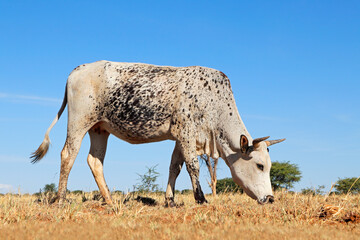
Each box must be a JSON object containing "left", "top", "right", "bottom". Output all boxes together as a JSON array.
[
  {"left": 216, "top": 178, "right": 243, "bottom": 193},
  {"left": 180, "top": 189, "right": 192, "bottom": 194},
  {"left": 134, "top": 165, "right": 161, "bottom": 193},
  {"left": 112, "top": 190, "right": 123, "bottom": 195},
  {"left": 301, "top": 185, "right": 325, "bottom": 195},
  {"left": 334, "top": 177, "right": 360, "bottom": 194},
  {"left": 43, "top": 183, "right": 57, "bottom": 193},
  {"left": 72, "top": 190, "right": 83, "bottom": 195}
]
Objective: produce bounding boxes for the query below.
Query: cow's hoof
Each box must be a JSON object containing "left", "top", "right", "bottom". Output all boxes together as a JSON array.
[
  {"left": 52, "top": 197, "right": 71, "bottom": 207},
  {"left": 165, "top": 200, "right": 177, "bottom": 208},
  {"left": 49, "top": 196, "right": 59, "bottom": 204},
  {"left": 165, "top": 201, "right": 184, "bottom": 208},
  {"left": 196, "top": 198, "right": 208, "bottom": 205},
  {"left": 165, "top": 196, "right": 175, "bottom": 208}
]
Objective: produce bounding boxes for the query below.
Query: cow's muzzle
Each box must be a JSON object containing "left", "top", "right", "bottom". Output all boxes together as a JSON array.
[{"left": 257, "top": 195, "right": 275, "bottom": 204}]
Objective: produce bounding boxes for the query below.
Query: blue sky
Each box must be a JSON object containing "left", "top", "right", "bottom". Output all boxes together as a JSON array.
[{"left": 0, "top": 1, "right": 359, "bottom": 194}]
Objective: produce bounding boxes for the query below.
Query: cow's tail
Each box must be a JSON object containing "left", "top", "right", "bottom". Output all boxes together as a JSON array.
[{"left": 30, "top": 84, "right": 68, "bottom": 163}]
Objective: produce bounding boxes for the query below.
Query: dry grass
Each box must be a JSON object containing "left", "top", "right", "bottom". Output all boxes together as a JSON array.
[{"left": 0, "top": 191, "right": 359, "bottom": 239}]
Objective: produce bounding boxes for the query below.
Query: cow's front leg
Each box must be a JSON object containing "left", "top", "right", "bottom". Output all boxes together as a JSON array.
[
  {"left": 165, "top": 142, "right": 184, "bottom": 207},
  {"left": 178, "top": 141, "right": 207, "bottom": 204},
  {"left": 185, "top": 157, "right": 207, "bottom": 204}
]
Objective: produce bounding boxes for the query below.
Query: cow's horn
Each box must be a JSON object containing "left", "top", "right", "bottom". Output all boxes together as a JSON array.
[
  {"left": 266, "top": 138, "right": 286, "bottom": 146},
  {"left": 253, "top": 136, "right": 270, "bottom": 149}
]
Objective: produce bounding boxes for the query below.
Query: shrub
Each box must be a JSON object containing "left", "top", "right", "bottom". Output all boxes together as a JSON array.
[
  {"left": 72, "top": 190, "right": 83, "bottom": 195},
  {"left": 43, "top": 183, "right": 57, "bottom": 193},
  {"left": 180, "top": 189, "right": 192, "bottom": 194},
  {"left": 216, "top": 178, "right": 243, "bottom": 193},
  {"left": 301, "top": 185, "right": 325, "bottom": 195},
  {"left": 334, "top": 177, "right": 360, "bottom": 194},
  {"left": 134, "top": 165, "right": 161, "bottom": 193}
]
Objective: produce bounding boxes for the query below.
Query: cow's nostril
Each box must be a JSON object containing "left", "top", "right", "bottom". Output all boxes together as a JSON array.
[
  {"left": 267, "top": 195, "right": 275, "bottom": 204},
  {"left": 258, "top": 195, "right": 275, "bottom": 204}
]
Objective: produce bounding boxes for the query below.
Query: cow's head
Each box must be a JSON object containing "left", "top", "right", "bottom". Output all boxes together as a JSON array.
[{"left": 227, "top": 136, "right": 285, "bottom": 204}]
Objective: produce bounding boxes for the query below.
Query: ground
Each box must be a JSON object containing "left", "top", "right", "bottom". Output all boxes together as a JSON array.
[{"left": 0, "top": 192, "right": 359, "bottom": 239}]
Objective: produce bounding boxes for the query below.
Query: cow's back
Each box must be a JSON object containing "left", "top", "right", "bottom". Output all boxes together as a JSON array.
[{"left": 67, "top": 61, "right": 236, "bottom": 148}]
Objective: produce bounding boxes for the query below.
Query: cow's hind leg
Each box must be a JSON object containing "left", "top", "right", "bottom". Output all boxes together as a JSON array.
[
  {"left": 57, "top": 131, "right": 87, "bottom": 205},
  {"left": 87, "top": 127, "right": 112, "bottom": 205},
  {"left": 165, "top": 142, "right": 184, "bottom": 207}
]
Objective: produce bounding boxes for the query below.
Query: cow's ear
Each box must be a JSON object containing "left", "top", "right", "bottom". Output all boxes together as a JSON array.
[{"left": 240, "top": 135, "right": 249, "bottom": 153}]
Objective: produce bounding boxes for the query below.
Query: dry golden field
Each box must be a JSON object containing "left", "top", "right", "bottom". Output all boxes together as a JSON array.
[{"left": 0, "top": 191, "right": 359, "bottom": 240}]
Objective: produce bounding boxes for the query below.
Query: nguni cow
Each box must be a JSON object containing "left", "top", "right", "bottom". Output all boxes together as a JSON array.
[{"left": 31, "top": 60, "right": 285, "bottom": 206}]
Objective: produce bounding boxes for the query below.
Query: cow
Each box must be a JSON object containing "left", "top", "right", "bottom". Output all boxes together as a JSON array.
[{"left": 31, "top": 60, "right": 285, "bottom": 206}]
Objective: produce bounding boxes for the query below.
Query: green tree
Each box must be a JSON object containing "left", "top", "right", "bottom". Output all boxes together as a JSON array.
[
  {"left": 216, "top": 178, "right": 243, "bottom": 193},
  {"left": 270, "top": 161, "right": 301, "bottom": 191},
  {"left": 135, "top": 165, "right": 161, "bottom": 193},
  {"left": 43, "top": 183, "right": 57, "bottom": 193},
  {"left": 334, "top": 177, "right": 360, "bottom": 194},
  {"left": 301, "top": 185, "right": 325, "bottom": 195}
]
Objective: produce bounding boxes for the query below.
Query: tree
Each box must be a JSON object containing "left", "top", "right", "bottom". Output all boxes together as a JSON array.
[
  {"left": 301, "top": 185, "right": 325, "bottom": 195},
  {"left": 200, "top": 154, "right": 219, "bottom": 196},
  {"left": 134, "top": 165, "right": 161, "bottom": 193},
  {"left": 43, "top": 183, "right": 57, "bottom": 193},
  {"left": 216, "top": 178, "right": 243, "bottom": 193},
  {"left": 334, "top": 177, "right": 360, "bottom": 194},
  {"left": 270, "top": 161, "right": 301, "bottom": 191}
]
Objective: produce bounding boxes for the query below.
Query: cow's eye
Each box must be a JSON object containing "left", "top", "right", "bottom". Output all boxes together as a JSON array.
[
  {"left": 257, "top": 163, "right": 264, "bottom": 171},
  {"left": 267, "top": 148, "right": 269, "bottom": 152}
]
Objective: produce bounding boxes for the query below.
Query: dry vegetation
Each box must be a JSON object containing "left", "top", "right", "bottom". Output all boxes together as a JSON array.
[{"left": 0, "top": 191, "right": 359, "bottom": 240}]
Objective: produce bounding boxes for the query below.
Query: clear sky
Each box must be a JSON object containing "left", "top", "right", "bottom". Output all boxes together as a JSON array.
[{"left": 0, "top": 1, "right": 359, "bottom": 194}]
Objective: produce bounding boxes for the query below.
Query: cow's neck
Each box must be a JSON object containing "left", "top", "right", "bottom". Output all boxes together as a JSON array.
[{"left": 217, "top": 111, "right": 252, "bottom": 164}]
